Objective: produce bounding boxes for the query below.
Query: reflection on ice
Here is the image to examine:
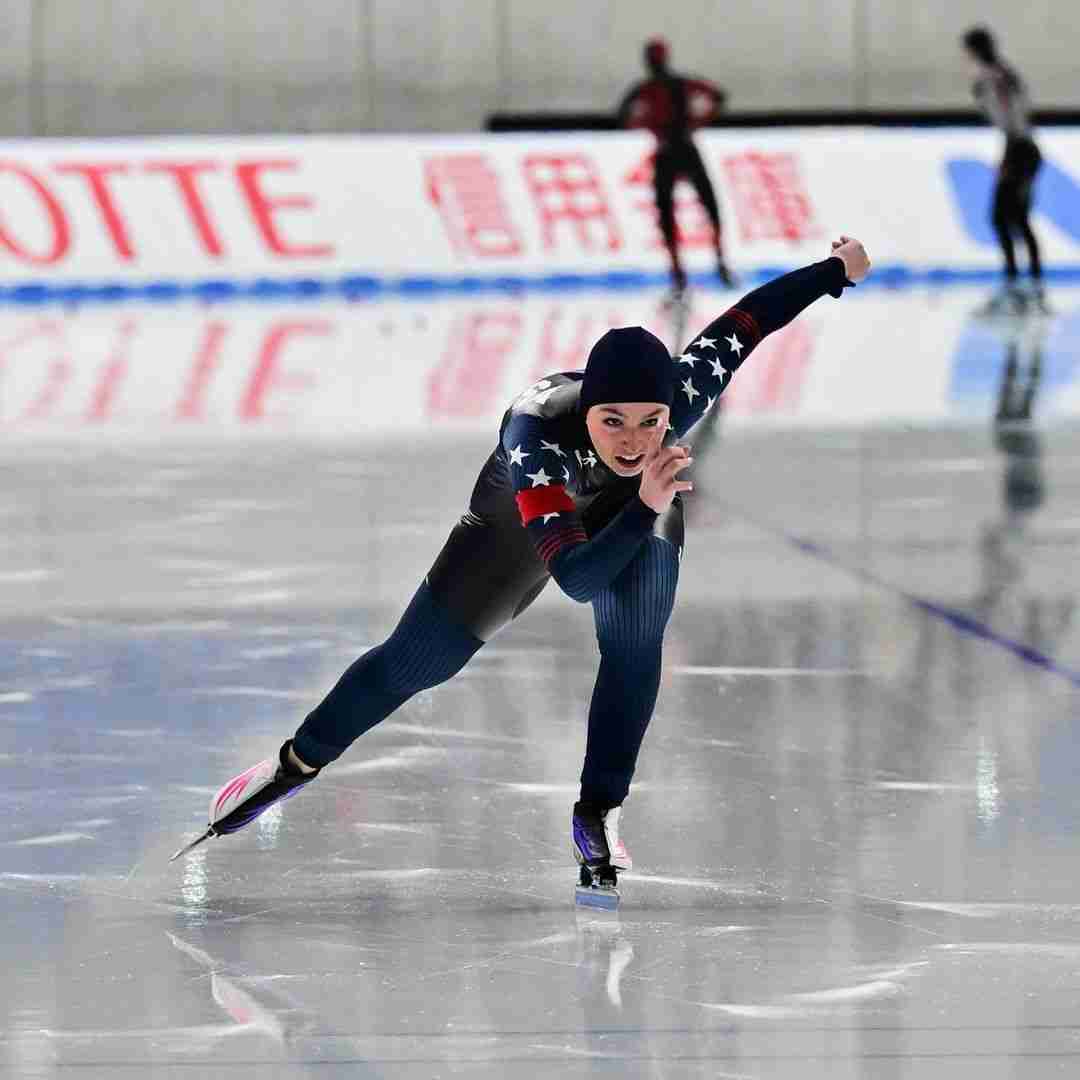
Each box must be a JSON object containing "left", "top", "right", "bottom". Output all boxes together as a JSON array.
[
  {"left": 255, "top": 802, "right": 283, "bottom": 851},
  {"left": 976, "top": 738, "right": 1002, "bottom": 824},
  {"left": 1, "top": 285, "right": 1078, "bottom": 438},
  {"left": 181, "top": 848, "right": 209, "bottom": 910}
]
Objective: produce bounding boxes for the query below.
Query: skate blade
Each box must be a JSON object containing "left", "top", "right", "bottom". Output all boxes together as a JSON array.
[
  {"left": 575, "top": 884, "right": 620, "bottom": 910},
  {"left": 169, "top": 826, "right": 215, "bottom": 862}
]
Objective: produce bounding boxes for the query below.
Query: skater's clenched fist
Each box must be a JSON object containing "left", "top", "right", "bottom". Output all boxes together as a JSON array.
[
  {"left": 638, "top": 445, "right": 693, "bottom": 514},
  {"left": 830, "top": 236, "right": 871, "bottom": 283}
]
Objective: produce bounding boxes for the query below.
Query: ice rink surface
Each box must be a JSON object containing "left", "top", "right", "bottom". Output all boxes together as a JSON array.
[{"left": 3, "top": 281, "right": 1080, "bottom": 1078}]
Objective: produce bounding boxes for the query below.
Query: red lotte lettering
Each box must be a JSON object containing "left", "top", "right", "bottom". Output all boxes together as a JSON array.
[
  {"left": 0, "top": 163, "right": 71, "bottom": 265},
  {"left": 54, "top": 163, "right": 136, "bottom": 260},
  {"left": 234, "top": 161, "right": 334, "bottom": 258},
  {"left": 0, "top": 157, "right": 334, "bottom": 266},
  {"left": 145, "top": 162, "right": 226, "bottom": 258}
]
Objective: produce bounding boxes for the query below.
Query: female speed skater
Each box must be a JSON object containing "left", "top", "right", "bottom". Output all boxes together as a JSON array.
[
  {"left": 174, "top": 237, "right": 872, "bottom": 904},
  {"left": 962, "top": 26, "right": 1046, "bottom": 313}
]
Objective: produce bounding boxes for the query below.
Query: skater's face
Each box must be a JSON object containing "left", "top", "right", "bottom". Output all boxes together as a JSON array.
[{"left": 586, "top": 402, "right": 670, "bottom": 477}]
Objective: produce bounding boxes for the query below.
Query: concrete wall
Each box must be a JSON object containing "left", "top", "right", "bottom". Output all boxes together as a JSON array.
[{"left": 1, "top": 0, "right": 1076, "bottom": 136}]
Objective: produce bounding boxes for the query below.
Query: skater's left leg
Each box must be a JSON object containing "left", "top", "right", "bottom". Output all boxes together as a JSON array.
[
  {"left": 580, "top": 531, "right": 681, "bottom": 812},
  {"left": 295, "top": 499, "right": 550, "bottom": 768},
  {"left": 683, "top": 141, "right": 733, "bottom": 285},
  {"left": 183, "top": 501, "right": 550, "bottom": 854},
  {"left": 992, "top": 171, "right": 1021, "bottom": 282},
  {"left": 176, "top": 580, "right": 485, "bottom": 856}
]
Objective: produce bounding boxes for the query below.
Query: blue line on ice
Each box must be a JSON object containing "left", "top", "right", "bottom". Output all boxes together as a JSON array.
[{"left": 782, "top": 531, "right": 1080, "bottom": 690}]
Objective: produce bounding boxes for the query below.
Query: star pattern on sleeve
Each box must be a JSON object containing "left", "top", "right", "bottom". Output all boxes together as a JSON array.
[
  {"left": 525, "top": 466, "right": 554, "bottom": 487},
  {"left": 681, "top": 377, "right": 700, "bottom": 404},
  {"left": 508, "top": 444, "right": 529, "bottom": 467},
  {"left": 540, "top": 439, "right": 566, "bottom": 458},
  {"left": 707, "top": 355, "right": 727, "bottom": 379},
  {"left": 677, "top": 353, "right": 698, "bottom": 367},
  {"left": 725, "top": 332, "right": 744, "bottom": 358},
  {"left": 575, "top": 449, "right": 598, "bottom": 469},
  {"left": 691, "top": 336, "right": 716, "bottom": 351}
]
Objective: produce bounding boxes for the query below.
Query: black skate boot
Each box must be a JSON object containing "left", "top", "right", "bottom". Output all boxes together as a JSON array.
[
  {"left": 716, "top": 258, "right": 737, "bottom": 288},
  {"left": 572, "top": 802, "right": 628, "bottom": 909},
  {"left": 170, "top": 740, "right": 320, "bottom": 860}
]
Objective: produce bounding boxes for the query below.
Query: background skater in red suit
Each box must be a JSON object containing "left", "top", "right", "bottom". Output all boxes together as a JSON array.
[{"left": 618, "top": 37, "right": 735, "bottom": 294}]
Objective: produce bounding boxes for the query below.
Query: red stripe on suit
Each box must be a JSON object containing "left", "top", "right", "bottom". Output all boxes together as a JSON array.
[{"left": 515, "top": 485, "right": 576, "bottom": 525}]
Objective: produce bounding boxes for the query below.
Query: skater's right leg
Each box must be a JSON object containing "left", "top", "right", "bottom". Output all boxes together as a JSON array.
[
  {"left": 571, "top": 506, "right": 682, "bottom": 884},
  {"left": 1015, "top": 148, "right": 1043, "bottom": 285},
  {"left": 653, "top": 150, "right": 684, "bottom": 290},
  {"left": 293, "top": 581, "right": 483, "bottom": 767}
]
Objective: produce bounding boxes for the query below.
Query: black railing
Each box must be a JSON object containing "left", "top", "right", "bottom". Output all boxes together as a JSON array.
[{"left": 488, "top": 109, "right": 1080, "bottom": 132}]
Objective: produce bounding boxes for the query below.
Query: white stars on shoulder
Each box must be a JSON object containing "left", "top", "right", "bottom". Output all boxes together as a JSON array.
[
  {"left": 515, "top": 378, "right": 561, "bottom": 408},
  {"left": 540, "top": 439, "right": 566, "bottom": 458},
  {"left": 562, "top": 466, "right": 572, "bottom": 483},
  {"left": 691, "top": 336, "right": 717, "bottom": 351},
  {"left": 707, "top": 355, "right": 728, "bottom": 380},
  {"left": 525, "top": 466, "right": 554, "bottom": 487},
  {"left": 681, "top": 377, "right": 700, "bottom": 404},
  {"left": 575, "top": 449, "right": 598, "bottom": 469},
  {"left": 677, "top": 353, "right": 698, "bottom": 367},
  {"left": 725, "top": 332, "right": 744, "bottom": 358},
  {"left": 507, "top": 444, "right": 529, "bottom": 467},
  {"left": 531, "top": 386, "right": 561, "bottom": 406}
]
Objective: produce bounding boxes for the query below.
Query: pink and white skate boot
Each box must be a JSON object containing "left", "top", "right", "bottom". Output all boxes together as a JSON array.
[
  {"left": 602, "top": 806, "right": 631, "bottom": 871},
  {"left": 170, "top": 740, "right": 319, "bottom": 860}
]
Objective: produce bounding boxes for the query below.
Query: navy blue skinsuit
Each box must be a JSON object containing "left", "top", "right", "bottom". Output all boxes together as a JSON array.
[{"left": 294, "top": 258, "right": 851, "bottom": 809}]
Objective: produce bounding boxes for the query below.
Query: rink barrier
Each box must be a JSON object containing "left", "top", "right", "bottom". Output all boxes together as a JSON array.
[
  {"left": 3, "top": 129, "right": 1080, "bottom": 292},
  {"left": 5, "top": 264, "right": 1080, "bottom": 307}
]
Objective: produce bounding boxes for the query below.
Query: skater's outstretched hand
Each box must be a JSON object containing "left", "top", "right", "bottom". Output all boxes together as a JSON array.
[
  {"left": 638, "top": 445, "right": 693, "bottom": 514},
  {"left": 831, "top": 236, "right": 871, "bottom": 283}
]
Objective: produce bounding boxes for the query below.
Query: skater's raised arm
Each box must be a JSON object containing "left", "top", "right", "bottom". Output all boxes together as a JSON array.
[{"left": 668, "top": 237, "right": 871, "bottom": 437}]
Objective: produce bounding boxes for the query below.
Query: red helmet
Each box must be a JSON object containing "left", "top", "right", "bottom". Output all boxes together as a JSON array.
[{"left": 644, "top": 37, "right": 669, "bottom": 69}]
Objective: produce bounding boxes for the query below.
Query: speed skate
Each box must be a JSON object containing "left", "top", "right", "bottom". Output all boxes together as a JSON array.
[
  {"left": 170, "top": 741, "right": 319, "bottom": 861},
  {"left": 572, "top": 804, "right": 630, "bottom": 909}
]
